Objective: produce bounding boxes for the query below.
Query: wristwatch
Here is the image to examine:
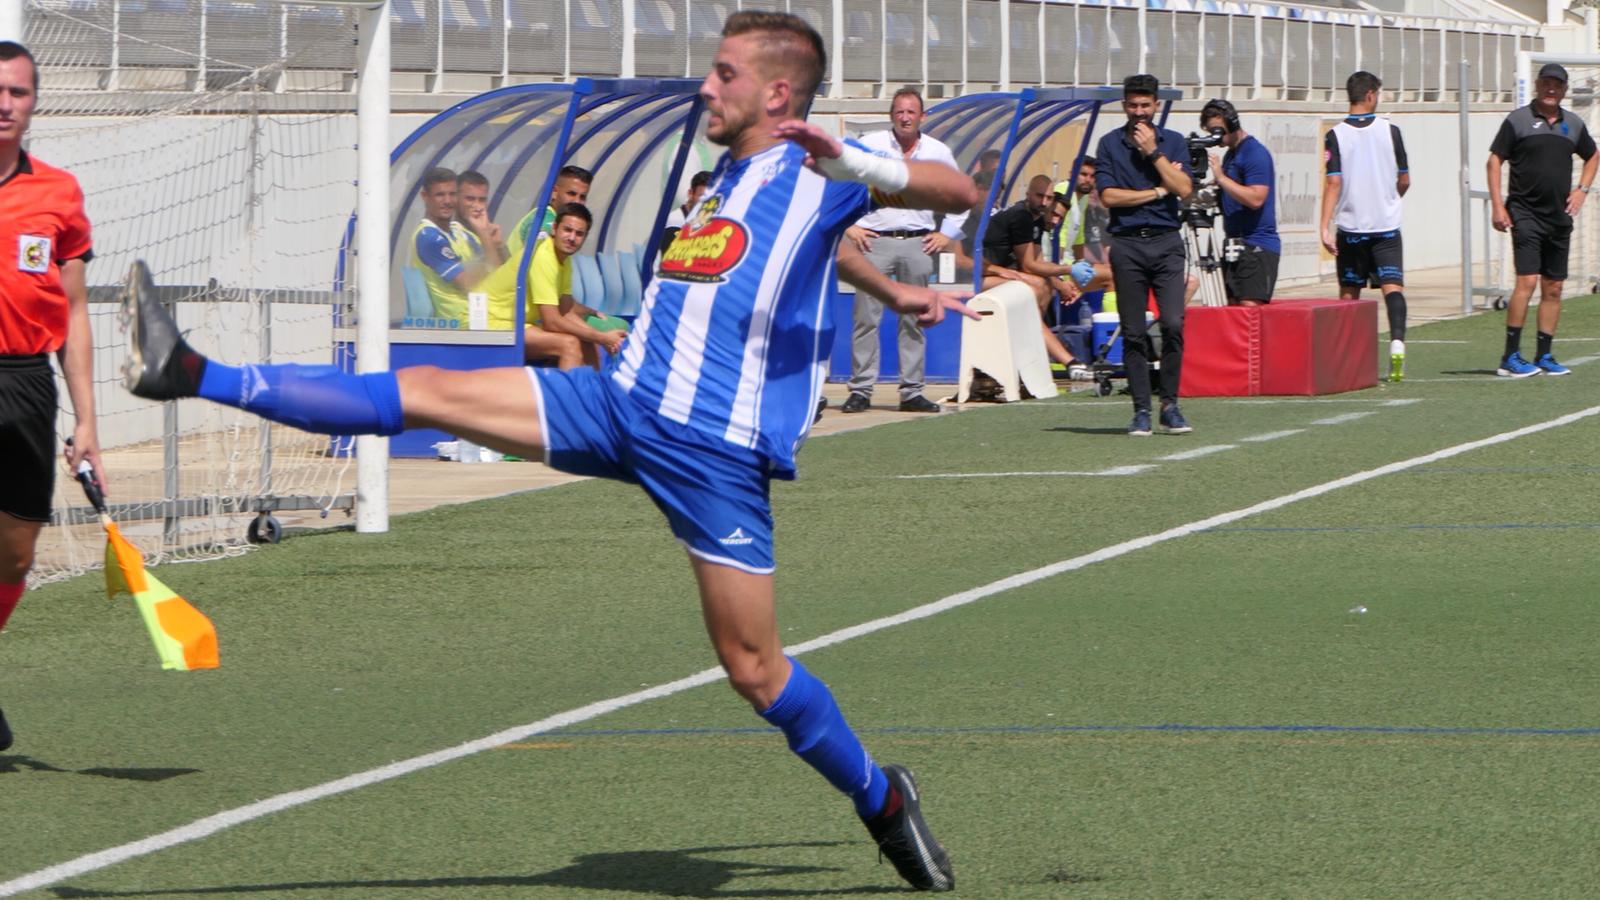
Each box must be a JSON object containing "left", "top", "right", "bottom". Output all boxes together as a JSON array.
[
  {"left": 1581, "top": 185, "right": 1593, "bottom": 193},
  {"left": 1148, "top": 150, "right": 1165, "bottom": 163}
]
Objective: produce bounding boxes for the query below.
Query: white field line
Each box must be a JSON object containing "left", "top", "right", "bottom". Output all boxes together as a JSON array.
[
  {"left": 893, "top": 464, "right": 1154, "bottom": 479},
  {"left": 1404, "top": 340, "right": 1469, "bottom": 344},
  {"left": 6, "top": 404, "right": 1600, "bottom": 898},
  {"left": 1157, "top": 444, "right": 1238, "bottom": 461},
  {"left": 1311, "top": 411, "right": 1376, "bottom": 426},
  {"left": 1382, "top": 399, "right": 1423, "bottom": 406},
  {"left": 1239, "top": 429, "right": 1305, "bottom": 443},
  {"left": 1223, "top": 397, "right": 1411, "bottom": 405}
]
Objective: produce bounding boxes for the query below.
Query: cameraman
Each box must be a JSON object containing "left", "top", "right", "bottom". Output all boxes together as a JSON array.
[
  {"left": 1094, "top": 73, "right": 1194, "bottom": 436},
  {"left": 1202, "top": 99, "right": 1279, "bottom": 306}
]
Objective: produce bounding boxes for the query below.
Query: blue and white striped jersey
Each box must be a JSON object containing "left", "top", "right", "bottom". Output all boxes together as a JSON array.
[{"left": 613, "top": 140, "right": 874, "bottom": 477}]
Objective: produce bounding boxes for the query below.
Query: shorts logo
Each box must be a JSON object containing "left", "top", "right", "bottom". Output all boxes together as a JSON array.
[
  {"left": 660, "top": 194, "right": 749, "bottom": 283},
  {"left": 18, "top": 235, "right": 49, "bottom": 273},
  {"left": 719, "top": 527, "right": 755, "bottom": 546}
]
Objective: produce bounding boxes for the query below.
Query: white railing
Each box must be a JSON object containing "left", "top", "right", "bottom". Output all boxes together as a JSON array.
[{"left": 29, "top": 0, "right": 1543, "bottom": 99}]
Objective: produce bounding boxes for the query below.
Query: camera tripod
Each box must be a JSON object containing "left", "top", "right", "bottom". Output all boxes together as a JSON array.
[{"left": 1183, "top": 208, "right": 1229, "bottom": 308}]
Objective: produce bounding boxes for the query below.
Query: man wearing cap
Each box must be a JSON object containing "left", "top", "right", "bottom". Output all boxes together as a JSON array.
[
  {"left": 1094, "top": 73, "right": 1194, "bottom": 436},
  {"left": 839, "top": 88, "right": 968, "bottom": 414},
  {"left": 1487, "top": 62, "right": 1598, "bottom": 378}
]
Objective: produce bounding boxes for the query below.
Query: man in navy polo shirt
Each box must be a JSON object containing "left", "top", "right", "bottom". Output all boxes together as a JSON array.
[
  {"left": 1095, "top": 73, "right": 1194, "bottom": 436},
  {"left": 1202, "top": 99, "right": 1280, "bottom": 306}
]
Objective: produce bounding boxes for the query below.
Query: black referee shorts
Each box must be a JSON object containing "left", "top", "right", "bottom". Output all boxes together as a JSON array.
[
  {"left": 1336, "top": 229, "right": 1404, "bottom": 289},
  {"left": 0, "top": 354, "right": 58, "bottom": 522},
  {"left": 1510, "top": 209, "right": 1572, "bottom": 281}
]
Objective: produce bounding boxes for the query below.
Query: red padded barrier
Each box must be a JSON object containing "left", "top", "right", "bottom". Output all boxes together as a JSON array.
[
  {"left": 1180, "top": 306, "right": 1261, "bottom": 397},
  {"left": 1259, "top": 299, "right": 1378, "bottom": 395}
]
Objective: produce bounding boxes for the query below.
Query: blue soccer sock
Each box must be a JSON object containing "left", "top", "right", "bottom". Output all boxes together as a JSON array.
[
  {"left": 198, "top": 363, "right": 405, "bottom": 436},
  {"left": 760, "top": 657, "right": 891, "bottom": 819}
]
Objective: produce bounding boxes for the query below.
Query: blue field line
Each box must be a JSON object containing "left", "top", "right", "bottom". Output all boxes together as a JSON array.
[
  {"left": 544, "top": 722, "right": 1600, "bottom": 739},
  {"left": 1202, "top": 522, "right": 1600, "bottom": 534}
]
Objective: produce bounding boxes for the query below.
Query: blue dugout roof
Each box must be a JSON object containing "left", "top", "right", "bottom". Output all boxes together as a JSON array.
[{"left": 350, "top": 77, "right": 708, "bottom": 337}]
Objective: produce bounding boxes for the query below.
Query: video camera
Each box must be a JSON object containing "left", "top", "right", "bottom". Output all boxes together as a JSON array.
[{"left": 1186, "top": 126, "right": 1226, "bottom": 182}]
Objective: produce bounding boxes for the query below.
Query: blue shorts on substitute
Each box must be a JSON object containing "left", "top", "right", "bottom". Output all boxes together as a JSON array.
[{"left": 527, "top": 366, "right": 776, "bottom": 574}]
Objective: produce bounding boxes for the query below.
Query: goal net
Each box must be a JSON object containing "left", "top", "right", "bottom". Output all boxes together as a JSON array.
[{"left": 23, "top": 0, "right": 363, "bottom": 584}]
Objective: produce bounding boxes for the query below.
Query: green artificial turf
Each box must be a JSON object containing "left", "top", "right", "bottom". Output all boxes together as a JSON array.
[{"left": 5, "top": 299, "right": 1600, "bottom": 898}]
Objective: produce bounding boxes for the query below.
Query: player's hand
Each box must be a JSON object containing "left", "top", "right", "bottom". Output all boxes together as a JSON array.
[
  {"left": 65, "top": 426, "right": 106, "bottom": 496},
  {"left": 1056, "top": 277, "right": 1082, "bottom": 301},
  {"left": 893, "top": 285, "right": 978, "bottom": 326},
  {"left": 1131, "top": 121, "right": 1158, "bottom": 157},
  {"left": 1566, "top": 190, "right": 1587, "bottom": 217},
  {"left": 599, "top": 330, "right": 626, "bottom": 355},
  {"left": 1491, "top": 205, "right": 1512, "bottom": 232},
  {"left": 844, "top": 225, "right": 877, "bottom": 253},
  {"left": 772, "top": 119, "right": 843, "bottom": 169},
  {"left": 1320, "top": 226, "right": 1338, "bottom": 256}
]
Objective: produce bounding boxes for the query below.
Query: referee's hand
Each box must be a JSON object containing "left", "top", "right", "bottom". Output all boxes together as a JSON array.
[{"left": 1492, "top": 204, "right": 1512, "bottom": 232}]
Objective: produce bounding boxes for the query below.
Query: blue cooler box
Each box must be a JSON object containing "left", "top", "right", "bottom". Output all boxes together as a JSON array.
[{"left": 1091, "top": 312, "right": 1125, "bottom": 365}]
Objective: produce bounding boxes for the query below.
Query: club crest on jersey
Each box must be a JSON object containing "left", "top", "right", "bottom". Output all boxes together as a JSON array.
[
  {"left": 660, "top": 194, "right": 749, "bottom": 283},
  {"left": 18, "top": 235, "right": 49, "bottom": 273}
]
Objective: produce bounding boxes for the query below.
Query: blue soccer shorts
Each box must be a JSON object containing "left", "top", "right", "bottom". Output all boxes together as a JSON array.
[{"left": 526, "top": 365, "right": 776, "bottom": 574}]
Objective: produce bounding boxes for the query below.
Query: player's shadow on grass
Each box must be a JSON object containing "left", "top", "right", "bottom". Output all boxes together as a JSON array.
[
  {"left": 50, "top": 840, "right": 904, "bottom": 898},
  {"left": 1439, "top": 368, "right": 1501, "bottom": 376},
  {"left": 0, "top": 755, "right": 198, "bottom": 782}
]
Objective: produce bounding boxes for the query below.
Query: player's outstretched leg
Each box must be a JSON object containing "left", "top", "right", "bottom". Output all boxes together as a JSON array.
[
  {"left": 695, "top": 560, "right": 953, "bottom": 891},
  {"left": 121, "top": 260, "right": 403, "bottom": 436}
]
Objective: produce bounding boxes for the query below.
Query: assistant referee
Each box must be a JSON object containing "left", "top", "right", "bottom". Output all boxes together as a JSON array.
[
  {"left": 1487, "top": 62, "right": 1599, "bottom": 377},
  {"left": 0, "top": 41, "right": 104, "bottom": 751}
]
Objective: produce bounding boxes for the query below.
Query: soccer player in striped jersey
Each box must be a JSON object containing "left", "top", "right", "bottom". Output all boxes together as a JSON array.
[{"left": 122, "top": 11, "right": 976, "bottom": 891}]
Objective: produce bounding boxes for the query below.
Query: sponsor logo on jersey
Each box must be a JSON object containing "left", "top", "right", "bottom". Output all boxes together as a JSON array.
[{"left": 660, "top": 194, "right": 749, "bottom": 283}]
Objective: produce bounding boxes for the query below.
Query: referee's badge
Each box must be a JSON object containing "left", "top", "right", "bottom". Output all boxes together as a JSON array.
[{"left": 18, "top": 235, "right": 50, "bottom": 273}]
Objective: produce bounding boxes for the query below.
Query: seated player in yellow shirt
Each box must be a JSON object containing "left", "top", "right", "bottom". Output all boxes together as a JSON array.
[{"left": 482, "top": 203, "right": 625, "bottom": 367}]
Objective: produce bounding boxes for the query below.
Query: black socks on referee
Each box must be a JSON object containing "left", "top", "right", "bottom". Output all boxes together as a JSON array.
[{"left": 1383, "top": 291, "right": 1406, "bottom": 342}]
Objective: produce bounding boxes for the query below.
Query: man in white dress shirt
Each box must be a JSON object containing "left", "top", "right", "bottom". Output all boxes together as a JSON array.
[{"left": 840, "top": 88, "right": 969, "bottom": 413}]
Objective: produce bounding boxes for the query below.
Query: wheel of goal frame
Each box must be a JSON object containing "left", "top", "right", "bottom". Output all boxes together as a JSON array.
[{"left": 247, "top": 514, "right": 283, "bottom": 545}]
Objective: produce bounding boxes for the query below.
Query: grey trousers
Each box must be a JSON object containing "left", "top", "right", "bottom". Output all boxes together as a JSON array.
[{"left": 848, "top": 235, "right": 932, "bottom": 400}]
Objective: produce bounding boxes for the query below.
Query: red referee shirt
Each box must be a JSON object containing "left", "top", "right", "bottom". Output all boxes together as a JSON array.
[{"left": 0, "top": 150, "right": 94, "bottom": 355}]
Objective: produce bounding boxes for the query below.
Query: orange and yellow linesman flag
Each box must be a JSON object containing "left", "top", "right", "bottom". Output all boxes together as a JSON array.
[{"left": 77, "top": 463, "right": 218, "bottom": 671}]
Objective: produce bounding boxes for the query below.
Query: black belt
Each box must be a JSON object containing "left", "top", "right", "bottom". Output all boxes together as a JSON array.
[
  {"left": 1114, "top": 226, "right": 1179, "bottom": 239},
  {"left": 877, "top": 229, "right": 930, "bottom": 239},
  {"left": 0, "top": 353, "right": 50, "bottom": 370}
]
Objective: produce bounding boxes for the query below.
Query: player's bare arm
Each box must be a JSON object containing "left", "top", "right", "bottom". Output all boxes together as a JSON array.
[
  {"left": 771, "top": 119, "right": 979, "bottom": 214},
  {"left": 1320, "top": 173, "right": 1343, "bottom": 252}
]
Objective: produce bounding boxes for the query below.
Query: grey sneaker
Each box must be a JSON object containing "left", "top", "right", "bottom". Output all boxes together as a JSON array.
[{"left": 862, "top": 765, "right": 954, "bottom": 892}]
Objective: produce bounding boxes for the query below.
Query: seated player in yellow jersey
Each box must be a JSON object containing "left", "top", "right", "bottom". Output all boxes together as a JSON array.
[
  {"left": 411, "top": 167, "right": 503, "bottom": 322},
  {"left": 478, "top": 203, "right": 625, "bottom": 367}
]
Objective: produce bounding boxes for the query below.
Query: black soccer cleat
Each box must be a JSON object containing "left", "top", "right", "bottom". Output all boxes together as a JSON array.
[
  {"left": 862, "top": 764, "right": 954, "bottom": 891},
  {"left": 121, "top": 260, "right": 203, "bottom": 401},
  {"left": 0, "top": 705, "right": 13, "bottom": 752}
]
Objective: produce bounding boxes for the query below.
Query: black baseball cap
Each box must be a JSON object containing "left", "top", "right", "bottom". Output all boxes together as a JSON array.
[{"left": 1538, "top": 63, "right": 1569, "bottom": 83}]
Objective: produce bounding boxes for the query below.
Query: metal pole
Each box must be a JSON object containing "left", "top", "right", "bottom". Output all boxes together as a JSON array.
[
  {"left": 356, "top": 1, "right": 391, "bottom": 534},
  {"left": 1459, "top": 57, "right": 1472, "bottom": 316},
  {"left": 0, "top": 0, "right": 23, "bottom": 42},
  {"left": 620, "top": 0, "right": 635, "bottom": 79}
]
